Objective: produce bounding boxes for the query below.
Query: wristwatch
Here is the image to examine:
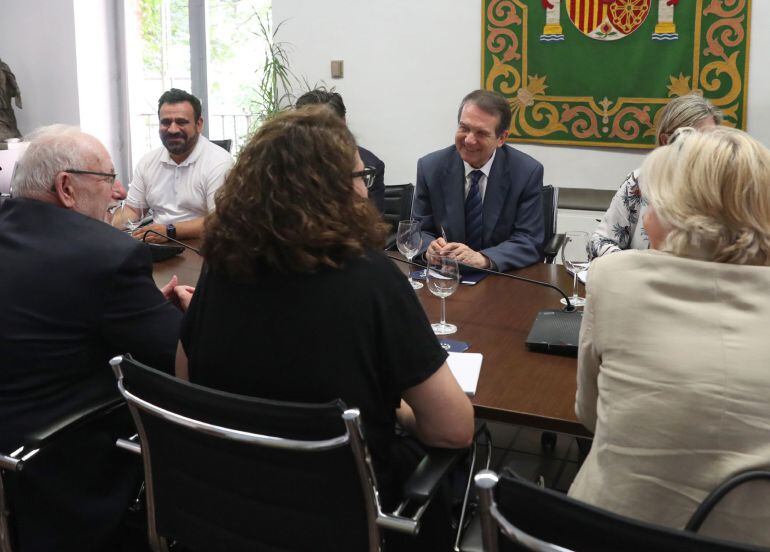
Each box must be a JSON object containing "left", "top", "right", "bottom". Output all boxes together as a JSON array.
[{"left": 166, "top": 223, "right": 176, "bottom": 240}]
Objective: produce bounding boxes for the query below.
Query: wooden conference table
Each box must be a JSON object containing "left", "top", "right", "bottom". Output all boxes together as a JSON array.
[{"left": 152, "top": 242, "right": 589, "bottom": 437}]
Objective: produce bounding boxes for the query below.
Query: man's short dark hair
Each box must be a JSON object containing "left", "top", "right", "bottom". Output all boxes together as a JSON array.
[
  {"left": 457, "top": 89, "right": 512, "bottom": 137},
  {"left": 295, "top": 89, "right": 346, "bottom": 119},
  {"left": 158, "top": 88, "right": 202, "bottom": 121}
]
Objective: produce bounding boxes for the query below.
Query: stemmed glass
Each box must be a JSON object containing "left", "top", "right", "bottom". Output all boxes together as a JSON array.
[
  {"left": 396, "top": 220, "right": 424, "bottom": 290},
  {"left": 426, "top": 252, "right": 460, "bottom": 335},
  {"left": 560, "top": 231, "right": 589, "bottom": 307}
]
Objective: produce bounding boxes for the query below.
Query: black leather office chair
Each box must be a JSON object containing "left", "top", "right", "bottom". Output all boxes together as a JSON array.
[
  {"left": 464, "top": 469, "right": 766, "bottom": 552},
  {"left": 383, "top": 183, "right": 415, "bottom": 250},
  {"left": 541, "top": 185, "right": 564, "bottom": 264},
  {"left": 0, "top": 397, "right": 133, "bottom": 552},
  {"left": 210, "top": 138, "right": 232, "bottom": 153},
  {"left": 110, "top": 354, "right": 468, "bottom": 552}
]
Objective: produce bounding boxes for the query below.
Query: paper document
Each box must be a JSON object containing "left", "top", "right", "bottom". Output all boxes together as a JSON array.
[{"left": 447, "top": 352, "right": 483, "bottom": 396}]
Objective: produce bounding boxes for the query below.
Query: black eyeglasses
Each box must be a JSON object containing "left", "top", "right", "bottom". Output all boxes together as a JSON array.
[
  {"left": 63, "top": 169, "right": 118, "bottom": 184},
  {"left": 352, "top": 167, "right": 377, "bottom": 190}
]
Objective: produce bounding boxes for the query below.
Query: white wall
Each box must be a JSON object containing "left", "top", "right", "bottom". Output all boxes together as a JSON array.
[
  {"left": 73, "top": 0, "right": 130, "bottom": 180},
  {"left": 0, "top": 1, "right": 128, "bottom": 178},
  {"left": 273, "top": 0, "right": 770, "bottom": 190},
  {"left": 0, "top": 0, "right": 80, "bottom": 133}
]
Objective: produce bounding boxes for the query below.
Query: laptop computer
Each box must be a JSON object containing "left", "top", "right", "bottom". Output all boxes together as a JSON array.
[
  {"left": 0, "top": 147, "right": 26, "bottom": 196},
  {"left": 525, "top": 309, "right": 583, "bottom": 357}
]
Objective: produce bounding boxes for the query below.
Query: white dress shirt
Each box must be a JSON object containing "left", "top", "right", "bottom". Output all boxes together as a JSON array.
[{"left": 462, "top": 149, "right": 496, "bottom": 202}]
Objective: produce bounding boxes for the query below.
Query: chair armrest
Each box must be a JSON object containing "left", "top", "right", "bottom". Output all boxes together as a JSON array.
[
  {"left": 685, "top": 470, "right": 770, "bottom": 532},
  {"left": 402, "top": 447, "right": 467, "bottom": 504},
  {"left": 458, "top": 515, "right": 484, "bottom": 552},
  {"left": 1, "top": 396, "right": 125, "bottom": 472},
  {"left": 22, "top": 396, "right": 125, "bottom": 450},
  {"left": 116, "top": 434, "right": 142, "bottom": 455},
  {"left": 543, "top": 233, "right": 565, "bottom": 264},
  {"left": 385, "top": 232, "right": 397, "bottom": 251}
]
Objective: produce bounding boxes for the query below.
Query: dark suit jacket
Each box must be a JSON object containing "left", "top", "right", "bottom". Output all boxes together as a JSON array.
[
  {"left": 0, "top": 198, "right": 181, "bottom": 550},
  {"left": 413, "top": 145, "right": 544, "bottom": 271},
  {"left": 359, "top": 145, "right": 385, "bottom": 214}
]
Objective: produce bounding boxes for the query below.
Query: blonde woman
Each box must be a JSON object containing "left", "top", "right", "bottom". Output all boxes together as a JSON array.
[
  {"left": 588, "top": 93, "right": 722, "bottom": 259},
  {"left": 570, "top": 127, "right": 770, "bottom": 546}
]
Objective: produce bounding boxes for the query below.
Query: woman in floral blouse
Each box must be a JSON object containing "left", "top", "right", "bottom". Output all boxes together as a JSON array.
[{"left": 588, "top": 94, "right": 722, "bottom": 259}]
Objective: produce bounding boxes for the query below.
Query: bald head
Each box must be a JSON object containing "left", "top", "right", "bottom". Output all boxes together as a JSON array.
[{"left": 11, "top": 125, "right": 124, "bottom": 220}]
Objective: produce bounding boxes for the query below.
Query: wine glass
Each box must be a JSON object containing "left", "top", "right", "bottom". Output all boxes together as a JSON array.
[
  {"left": 560, "top": 231, "right": 589, "bottom": 307},
  {"left": 396, "top": 220, "right": 424, "bottom": 290},
  {"left": 426, "top": 252, "right": 460, "bottom": 335}
]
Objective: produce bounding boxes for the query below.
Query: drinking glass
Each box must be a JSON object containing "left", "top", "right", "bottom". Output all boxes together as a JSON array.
[
  {"left": 560, "top": 231, "right": 589, "bottom": 307},
  {"left": 118, "top": 202, "right": 148, "bottom": 233},
  {"left": 426, "top": 252, "right": 460, "bottom": 335},
  {"left": 396, "top": 220, "right": 424, "bottom": 290}
]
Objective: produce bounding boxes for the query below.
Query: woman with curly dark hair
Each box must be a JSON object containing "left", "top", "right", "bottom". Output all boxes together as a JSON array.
[{"left": 176, "top": 106, "right": 474, "bottom": 550}]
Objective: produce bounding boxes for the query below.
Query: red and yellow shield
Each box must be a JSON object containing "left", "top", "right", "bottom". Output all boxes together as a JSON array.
[{"left": 565, "top": 0, "right": 652, "bottom": 41}]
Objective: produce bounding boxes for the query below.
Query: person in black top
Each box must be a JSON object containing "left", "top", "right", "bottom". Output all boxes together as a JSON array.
[
  {"left": 177, "top": 106, "right": 474, "bottom": 550},
  {"left": 295, "top": 88, "right": 386, "bottom": 213}
]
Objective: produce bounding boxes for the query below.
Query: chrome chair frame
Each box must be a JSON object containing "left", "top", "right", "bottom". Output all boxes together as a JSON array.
[
  {"left": 110, "top": 355, "right": 442, "bottom": 552},
  {"left": 475, "top": 470, "right": 569, "bottom": 552},
  {"left": 473, "top": 469, "right": 766, "bottom": 552},
  {"left": 0, "top": 446, "right": 28, "bottom": 552}
]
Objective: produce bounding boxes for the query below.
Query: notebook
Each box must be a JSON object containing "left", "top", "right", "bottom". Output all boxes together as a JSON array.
[{"left": 447, "top": 352, "right": 483, "bottom": 396}]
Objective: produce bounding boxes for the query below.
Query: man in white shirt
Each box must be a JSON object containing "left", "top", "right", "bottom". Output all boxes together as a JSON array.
[{"left": 114, "top": 88, "right": 234, "bottom": 243}]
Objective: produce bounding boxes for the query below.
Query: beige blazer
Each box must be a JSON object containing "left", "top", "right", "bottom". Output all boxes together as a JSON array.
[{"left": 569, "top": 249, "right": 770, "bottom": 546}]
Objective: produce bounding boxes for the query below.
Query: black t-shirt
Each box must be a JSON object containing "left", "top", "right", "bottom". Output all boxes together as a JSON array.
[{"left": 180, "top": 249, "right": 447, "bottom": 498}]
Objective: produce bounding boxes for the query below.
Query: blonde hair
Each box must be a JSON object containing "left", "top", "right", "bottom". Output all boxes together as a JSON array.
[
  {"left": 655, "top": 93, "right": 722, "bottom": 146},
  {"left": 641, "top": 127, "right": 770, "bottom": 265}
]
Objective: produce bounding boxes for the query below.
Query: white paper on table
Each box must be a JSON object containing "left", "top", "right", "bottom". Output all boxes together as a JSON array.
[
  {"left": 447, "top": 352, "right": 483, "bottom": 396},
  {"left": 577, "top": 269, "right": 589, "bottom": 285}
]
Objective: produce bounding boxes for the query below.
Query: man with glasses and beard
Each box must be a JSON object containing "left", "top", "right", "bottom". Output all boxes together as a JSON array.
[{"left": 114, "top": 88, "right": 234, "bottom": 243}]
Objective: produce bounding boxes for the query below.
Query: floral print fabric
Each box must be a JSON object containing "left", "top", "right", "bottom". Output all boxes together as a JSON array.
[{"left": 588, "top": 169, "right": 650, "bottom": 259}]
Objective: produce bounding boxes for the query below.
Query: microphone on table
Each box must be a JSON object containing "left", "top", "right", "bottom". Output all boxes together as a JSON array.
[
  {"left": 140, "top": 229, "right": 202, "bottom": 256},
  {"left": 386, "top": 253, "right": 576, "bottom": 313}
]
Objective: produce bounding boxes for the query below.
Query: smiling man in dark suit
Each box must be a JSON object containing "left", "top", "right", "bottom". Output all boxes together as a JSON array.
[{"left": 413, "top": 89, "right": 544, "bottom": 271}]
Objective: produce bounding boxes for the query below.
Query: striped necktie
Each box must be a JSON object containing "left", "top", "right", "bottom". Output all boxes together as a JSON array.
[{"left": 465, "top": 170, "right": 484, "bottom": 251}]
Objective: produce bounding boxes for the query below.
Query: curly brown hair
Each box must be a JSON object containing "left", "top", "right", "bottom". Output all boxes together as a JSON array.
[{"left": 203, "top": 106, "right": 388, "bottom": 277}]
